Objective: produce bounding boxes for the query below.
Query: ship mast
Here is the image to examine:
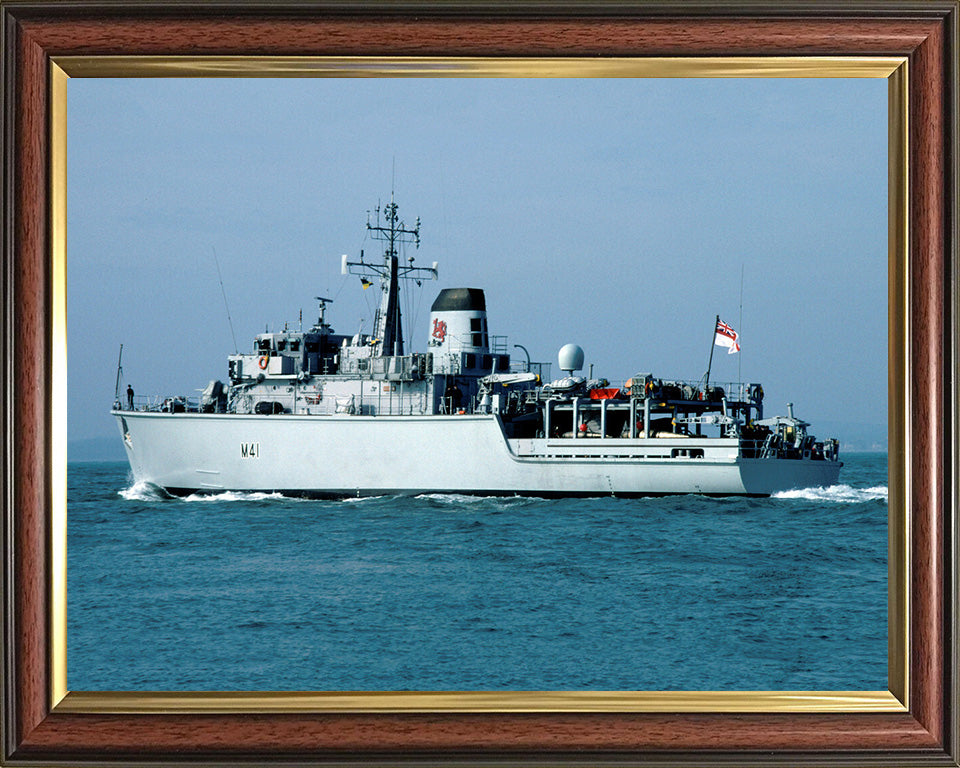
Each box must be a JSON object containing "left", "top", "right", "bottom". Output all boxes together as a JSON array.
[{"left": 341, "top": 193, "right": 438, "bottom": 357}]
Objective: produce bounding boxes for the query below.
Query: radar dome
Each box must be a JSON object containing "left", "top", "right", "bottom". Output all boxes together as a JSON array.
[{"left": 558, "top": 343, "right": 585, "bottom": 374}]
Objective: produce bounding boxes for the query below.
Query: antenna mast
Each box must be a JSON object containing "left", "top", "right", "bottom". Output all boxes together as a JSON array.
[
  {"left": 738, "top": 264, "right": 744, "bottom": 388},
  {"left": 341, "top": 193, "right": 438, "bottom": 357},
  {"left": 212, "top": 247, "right": 238, "bottom": 354},
  {"left": 114, "top": 344, "right": 124, "bottom": 400}
]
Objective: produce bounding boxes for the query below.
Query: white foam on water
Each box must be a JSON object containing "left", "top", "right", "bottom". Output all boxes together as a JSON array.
[
  {"left": 180, "top": 490, "right": 287, "bottom": 502},
  {"left": 119, "top": 481, "right": 293, "bottom": 503},
  {"left": 414, "top": 493, "right": 536, "bottom": 510},
  {"left": 772, "top": 484, "right": 888, "bottom": 503},
  {"left": 118, "top": 480, "right": 172, "bottom": 501},
  {"left": 415, "top": 493, "right": 495, "bottom": 504}
]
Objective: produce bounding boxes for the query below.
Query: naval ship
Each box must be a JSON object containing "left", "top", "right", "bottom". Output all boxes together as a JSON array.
[{"left": 112, "top": 196, "right": 841, "bottom": 497}]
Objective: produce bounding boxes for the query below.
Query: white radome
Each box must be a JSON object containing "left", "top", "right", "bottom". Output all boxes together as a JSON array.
[{"left": 558, "top": 343, "right": 585, "bottom": 374}]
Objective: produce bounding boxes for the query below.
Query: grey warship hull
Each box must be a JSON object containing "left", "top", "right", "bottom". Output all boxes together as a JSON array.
[
  {"left": 114, "top": 410, "right": 841, "bottom": 497},
  {"left": 113, "top": 194, "right": 843, "bottom": 498}
]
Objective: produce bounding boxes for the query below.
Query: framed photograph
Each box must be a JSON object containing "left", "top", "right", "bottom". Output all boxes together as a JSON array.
[{"left": 2, "top": 2, "right": 957, "bottom": 765}]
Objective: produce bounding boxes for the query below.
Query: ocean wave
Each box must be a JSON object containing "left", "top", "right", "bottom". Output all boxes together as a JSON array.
[
  {"left": 119, "top": 481, "right": 291, "bottom": 503},
  {"left": 773, "top": 484, "right": 888, "bottom": 503},
  {"left": 180, "top": 490, "right": 288, "bottom": 503},
  {"left": 414, "top": 493, "right": 538, "bottom": 510},
  {"left": 415, "top": 493, "right": 493, "bottom": 504},
  {"left": 118, "top": 480, "right": 173, "bottom": 502}
]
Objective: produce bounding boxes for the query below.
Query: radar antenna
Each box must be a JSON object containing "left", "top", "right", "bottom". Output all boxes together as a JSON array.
[{"left": 314, "top": 296, "right": 333, "bottom": 330}]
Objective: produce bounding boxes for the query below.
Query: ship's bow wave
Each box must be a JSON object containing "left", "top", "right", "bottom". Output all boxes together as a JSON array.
[
  {"left": 119, "top": 481, "right": 289, "bottom": 503},
  {"left": 180, "top": 490, "right": 288, "bottom": 502},
  {"left": 118, "top": 480, "right": 174, "bottom": 501}
]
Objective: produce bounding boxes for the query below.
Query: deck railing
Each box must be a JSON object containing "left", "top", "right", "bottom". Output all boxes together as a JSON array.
[{"left": 115, "top": 394, "right": 201, "bottom": 413}]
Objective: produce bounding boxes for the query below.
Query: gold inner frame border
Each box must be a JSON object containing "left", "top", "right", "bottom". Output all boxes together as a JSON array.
[{"left": 49, "top": 55, "right": 909, "bottom": 715}]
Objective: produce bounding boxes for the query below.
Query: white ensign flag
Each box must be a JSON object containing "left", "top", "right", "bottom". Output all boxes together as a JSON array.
[{"left": 714, "top": 319, "right": 740, "bottom": 354}]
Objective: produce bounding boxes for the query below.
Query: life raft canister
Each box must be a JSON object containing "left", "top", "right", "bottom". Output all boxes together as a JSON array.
[{"left": 258, "top": 356, "right": 269, "bottom": 370}]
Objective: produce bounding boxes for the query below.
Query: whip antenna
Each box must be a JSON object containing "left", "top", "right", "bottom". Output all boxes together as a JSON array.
[
  {"left": 114, "top": 343, "right": 123, "bottom": 400},
  {"left": 738, "top": 263, "right": 744, "bottom": 389},
  {"left": 212, "top": 246, "right": 238, "bottom": 354}
]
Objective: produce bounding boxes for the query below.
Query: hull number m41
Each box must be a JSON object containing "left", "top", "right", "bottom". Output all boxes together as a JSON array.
[{"left": 241, "top": 442, "right": 260, "bottom": 458}]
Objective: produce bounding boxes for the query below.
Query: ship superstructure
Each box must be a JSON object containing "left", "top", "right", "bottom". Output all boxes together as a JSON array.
[{"left": 113, "top": 196, "right": 841, "bottom": 497}]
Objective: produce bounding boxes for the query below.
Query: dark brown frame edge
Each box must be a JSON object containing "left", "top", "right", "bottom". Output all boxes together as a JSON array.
[{"left": 1, "top": 2, "right": 957, "bottom": 766}]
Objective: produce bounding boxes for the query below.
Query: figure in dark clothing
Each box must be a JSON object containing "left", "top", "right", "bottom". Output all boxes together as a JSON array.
[
  {"left": 443, "top": 381, "right": 463, "bottom": 413},
  {"left": 126, "top": 385, "right": 134, "bottom": 410}
]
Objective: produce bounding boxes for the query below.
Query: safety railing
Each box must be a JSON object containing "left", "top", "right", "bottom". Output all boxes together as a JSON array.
[
  {"left": 114, "top": 394, "right": 201, "bottom": 413},
  {"left": 628, "top": 378, "right": 762, "bottom": 403}
]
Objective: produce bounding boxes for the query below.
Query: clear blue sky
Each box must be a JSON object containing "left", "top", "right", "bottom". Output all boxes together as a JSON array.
[{"left": 67, "top": 76, "right": 887, "bottom": 448}]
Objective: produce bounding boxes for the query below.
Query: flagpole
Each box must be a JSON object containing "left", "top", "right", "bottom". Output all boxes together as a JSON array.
[{"left": 704, "top": 313, "right": 719, "bottom": 394}]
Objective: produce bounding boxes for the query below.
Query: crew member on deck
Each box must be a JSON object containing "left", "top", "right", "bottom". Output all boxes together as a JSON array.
[
  {"left": 126, "top": 384, "right": 134, "bottom": 410},
  {"left": 444, "top": 381, "right": 462, "bottom": 414}
]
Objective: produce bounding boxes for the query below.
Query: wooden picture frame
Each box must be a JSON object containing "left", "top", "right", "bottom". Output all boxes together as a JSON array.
[{"left": 2, "top": 2, "right": 957, "bottom": 765}]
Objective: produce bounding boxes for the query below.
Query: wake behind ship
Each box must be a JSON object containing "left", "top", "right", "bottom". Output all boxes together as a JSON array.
[{"left": 112, "top": 195, "right": 841, "bottom": 497}]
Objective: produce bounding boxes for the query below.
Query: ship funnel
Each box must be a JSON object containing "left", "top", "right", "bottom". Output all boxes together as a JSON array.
[
  {"left": 428, "top": 288, "right": 489, "bottom": 354},
  {"left": 558, "top": 343, "right": 585, "bottom": 374}
]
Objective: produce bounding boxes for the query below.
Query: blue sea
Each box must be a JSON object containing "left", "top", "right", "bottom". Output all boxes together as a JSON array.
[{"left": 67, "top": 453, "right": 887, "bottom": 692}]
